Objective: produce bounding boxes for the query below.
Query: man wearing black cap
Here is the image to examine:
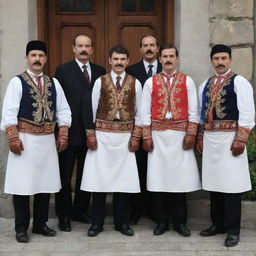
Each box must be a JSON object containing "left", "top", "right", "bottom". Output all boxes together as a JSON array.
[
  {"left": 54, "top": 34, "right": 106, "bottom": 232},
  {"left": 1, "top": 40, "right": 71, "bottom": 243},
  {"left": 197, "top": 44, "right": 255, "bottom": 247}
]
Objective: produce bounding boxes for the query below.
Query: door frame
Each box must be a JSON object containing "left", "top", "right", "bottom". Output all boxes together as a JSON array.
[{"left": 37, "top": 0, "right": 174, "bottom": 73}]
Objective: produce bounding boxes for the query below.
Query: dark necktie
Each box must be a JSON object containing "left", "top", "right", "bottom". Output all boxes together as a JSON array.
[
  {"left": 82, "top": 64, "right": 90, "bottom": 83},
  {"left": 36, "top": 75, "right": 43, "bottom": 94},
  {"left": 116, "top": 76, "right": 121, "bottom": 92},
  {"left": 147, "top": 64, "right": 154, "bottom": 77}
]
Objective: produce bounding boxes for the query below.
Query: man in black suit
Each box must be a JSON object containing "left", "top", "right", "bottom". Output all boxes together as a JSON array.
[
  {"left": 55, "top": 34, "right": 106, "bottom": 232},
  {"left": 126, "top": 35, "right": 162, "bottom": 224}
]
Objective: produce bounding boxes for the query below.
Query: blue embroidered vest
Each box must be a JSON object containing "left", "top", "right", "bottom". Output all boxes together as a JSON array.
[
  {"left": 201, "top": 72, "right": 239, "bottom": 123},
  {"left": 17, "top": 72, "right": 57, "bottom": 125}
]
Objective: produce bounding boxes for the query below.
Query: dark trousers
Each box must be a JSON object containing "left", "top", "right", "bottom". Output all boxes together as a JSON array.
[
  {"left": 55, "top": 145, "right": 91, "bottom": 220},
  {"left": 130, "top": 145, "right": 154, "bottom": 218},
  {"left": 13, "top": 193, "right": 50, "bottom": 233},
  {"left": 210, "top": 192, "right": 241, "bottom": 235},
  {"left": 91, "top": 192, "right": 129, "bottom": 227},
  {"left": 153, "top": 192, "right": 187, "bottom": 227}
]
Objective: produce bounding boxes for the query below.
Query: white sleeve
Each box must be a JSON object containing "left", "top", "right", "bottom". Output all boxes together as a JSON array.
[
  {"left": 234, "top": 75, "right": 255, "bottom": 129},
  {"left": 54, "top": 78, "right": 72, "bottom": 127},
  {"left": 140, "top": 77, "right": 153, "bottom": 126},
  {"left": 134, "top": 79, "right": 142, "bottom": 126},
  {"left": 198, "top": 80, "right": 208, "bottom": 124},
  {"left": 91, "top": 77, "right": 101, "bottom": 123},
  {"left": 186, "top": 76, "right": 199, "bottom": 123},
  {"left": 0, "top": 77, "right": 22, "bottom": 131}
]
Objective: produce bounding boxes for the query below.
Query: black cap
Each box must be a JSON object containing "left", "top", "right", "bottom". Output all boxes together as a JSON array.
[
  {"left": 26, "top": 40, "right": 47, "bottom": 55},
  {"left": 210, "top": 44, "right": 231, "bottom": 59}
]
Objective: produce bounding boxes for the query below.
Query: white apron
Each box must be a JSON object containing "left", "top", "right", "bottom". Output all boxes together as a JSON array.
[
  {"left": 4, "top": 132, "right": 61, "bottom": 195},
  {"left": 147, "top": 130, "right": 201, "bottom": 192},
  {"left": 81, "top": 130, "right": 140, "bottom": 193},
  {"left": 202, "top": 131, "right": 251, "bottom": 193}
]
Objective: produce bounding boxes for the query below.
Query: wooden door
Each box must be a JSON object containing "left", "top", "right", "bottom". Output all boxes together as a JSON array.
[{"left": 37, "top": 0, "right": 173, "bottom": 75}]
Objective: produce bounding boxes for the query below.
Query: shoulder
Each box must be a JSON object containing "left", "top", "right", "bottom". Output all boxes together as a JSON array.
[
  {"left": 57, "top": 60, "right": 75, "bottom": 70},
  {"left": 126, "top": 61, "right": 143, "bottom": 71}
]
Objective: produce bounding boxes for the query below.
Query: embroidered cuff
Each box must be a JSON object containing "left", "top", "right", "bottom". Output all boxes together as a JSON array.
[
  {"left": 186, "top": 122, "right": 198, "bottom": 136},
  {"left": 142, "top": 126, "right": 152, "bottom": 139},
  {"left": 235, "top": 126, "right": 251, "bottom": 143},
  {"left": 86, "top": 129, "right": 96, "bottom": 137},
  {"left": 58, "top": 126, "right": 69, "bottom": 138},
  {"left": 6, "top": 125, "right": 19, "bottom": 141},
  {"left": 131, "top": 125, "right": 142, "bottom": 140}
]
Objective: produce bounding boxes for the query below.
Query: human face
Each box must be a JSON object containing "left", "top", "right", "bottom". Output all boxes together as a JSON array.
[
  {"left": 159, "top": 48, "right": 178, "bottom": 74},
  {"left": 211, "top": 52, "right": 232, "bottom": 75},
  {"left": 26, "top": 50, "right": 47, "bottom": 75},
  {"left": 140, "top": 36, "right": 159, "bottom": 63},
  {"left": 73, "top": 35, "right": 93, "bottom": 63},
  {"left": 109, "top": 52, "right": 129, "bottom": 75}
]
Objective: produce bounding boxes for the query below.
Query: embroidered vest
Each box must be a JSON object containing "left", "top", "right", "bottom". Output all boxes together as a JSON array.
[
  {"left": 17, "top": 72, "right": 57, "bottom": 125},
  {"left": 151, "top": 72, "right": 188, "bottom": 121},
  {"left": 201, "top": 72, "right": 238, "bottom": 123},
  {"left": 96, "top": 73, "right": 136, "bottom": 121}
]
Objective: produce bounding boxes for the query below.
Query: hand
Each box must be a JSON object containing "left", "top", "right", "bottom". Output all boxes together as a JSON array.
[
  {"left": 86, "top": 135, "right": 98, "bottom": 150},
  {"left": 128, "top": 137, "right": 140, "bottom": 152},
  {"left": 56, "top": 136, "right": 68, "bottom": 152},
  {"left": 143, "top": 138, "right": 154, "bottom": 152},
  {"left": 230, "top": 139, "right": 245, "bottom": 156},
  {"left": 196, "top": 138, "right": 203, "bottom": 154},
  {"left": 183, "top": 134, "right": 196, "bottom": 150},
  {"left": 9, "top": 138, "right": 24, "bottom": 155}
]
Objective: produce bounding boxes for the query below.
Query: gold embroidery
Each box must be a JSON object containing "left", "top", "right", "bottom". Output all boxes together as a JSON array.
[
  {"left": 95, "top": 119, "right": 133, "bottom": 133},
  {"left": 187, "top": 122, "right": 198, "bottom": 136},
  {"left": 204, "top": 120, "right": 238, "bottom": 131},
  {"left": 142, "top": 126, "right": 152, "bottom": 139},
  {"left": 151, "top": 120, "right": 188, "bottom": 131},
  {"left": 235, "top": 126, "right": 251, "bottom": 142},
  {"left": 18, "top": 120, "right": 56, "bottom": 135}
]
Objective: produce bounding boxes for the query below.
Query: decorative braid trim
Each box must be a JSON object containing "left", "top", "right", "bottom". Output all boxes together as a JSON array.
[
  {"left": 151, "top": 120, "right": 188, "bottom": 131},
  {"left": 204, "top": 120, "right": 238, "bottom": 131},
  {"left": 18, "top": 120, "right": 55, "bottom": 135},
  {"left": 131, "top": 125, "right": 142, "bottom": 140},
  {"left": 6, "top": 125, "right": 19, "bottom": 140},
  {"left": 142, "top": 126, "right": 152, "bottom": 139},
  {"left": 187, "top": 122, "right": 198, "bottom": 136},
  {"left": 86, "top": 129, "right": 96, "bottom": 137},
  {"left": 235, "top": 126, "right": 251, "bottom": 143},
  {"left": 95, "top": 119, "right": 133, "bottom": 133},
  {"left": 58, "top": 126, "right": 69, "bottom": 138}
]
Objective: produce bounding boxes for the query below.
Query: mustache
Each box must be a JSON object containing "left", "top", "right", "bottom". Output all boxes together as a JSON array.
[
  {"left": 115, "top": 64, "right": 124, "bottom": 68},
  {"left": 164, "top": 61, "right": 172, "bottom": 65},
  {"left": 145, "top": 50, "right": 153, "bottom": 54},
  {"left": 33, "top": 61, "right": 41, "bottom": 66},
  {"left": 80, "top": 51, "right": 88, "bottom": 55},
  {"left": 216, "top": 64, "right": 225, "bottom": 68}
]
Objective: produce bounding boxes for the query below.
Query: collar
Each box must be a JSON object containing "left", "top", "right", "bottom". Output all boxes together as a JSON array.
[
  {"left": 143, "top": 59, "right": 158, "bottom": 68},
  {"left": 215, "top": 68, "right": 231, "bottom": 77},
  {"left": 111, "top": 70, "right": 126, "bottom": 81},
  {"left": 75, "top": 59, "right": 90, "bottom": 70},
  {"left": 26, "top": 69, "right": 43, "bottom": 78}
]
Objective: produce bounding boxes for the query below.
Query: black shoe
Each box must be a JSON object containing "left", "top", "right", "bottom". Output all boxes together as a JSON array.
[
  {"left": 58, "top": 217, "right": 71, "bottom": 232},
  {"left": 153, "top": 223, "right": 169, "bottom": 235},
  {"left": 174, "top": 224, "right": 191, "bottom": 237},
  {"left": 224, "top": 234, "right": 240, "bottom": 247},
  {"left": 115, "top": 223, "right": 134, "bottom": 236},
  {"left": 71, "top": 213, "right": 92, "bottom": 224},
  {"left": 32, "top": 224, "right": 57, "bottom": 237},
  {"left": 200, "top": 225, "right": 225, "bottom": 237},
  {"left": 16, "top": 231, "right": 28, "bottom": 243},
  {"left": 88, "top": 224, "right": 103, "bottom": 237}
]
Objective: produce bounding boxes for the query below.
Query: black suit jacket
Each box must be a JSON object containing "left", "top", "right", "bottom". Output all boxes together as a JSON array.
[
  {"left": 55, "top": 60, "right": 106, "bottom": 146},
  {"left": 126, "top": 60, "right": 162, "bottom": 87}
]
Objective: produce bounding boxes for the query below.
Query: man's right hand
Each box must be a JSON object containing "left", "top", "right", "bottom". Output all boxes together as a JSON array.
[
  {"left": 143, "top": 138, "right": 154, "bottom": 152},
  {"left": 86, "top": 135, "right": 98, "bottom": 150},
  {"left": 9, "top": 138, "right": 24, "bottom": 155}
]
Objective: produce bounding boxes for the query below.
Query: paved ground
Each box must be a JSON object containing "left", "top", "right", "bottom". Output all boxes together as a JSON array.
[{"left": 1, "top": 217, "right": 256, "bottom": 256}]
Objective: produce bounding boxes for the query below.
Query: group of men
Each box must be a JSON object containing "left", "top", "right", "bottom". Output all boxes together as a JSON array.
[{"left": 1, "top": 34, "right": 255, "bottom": 248}]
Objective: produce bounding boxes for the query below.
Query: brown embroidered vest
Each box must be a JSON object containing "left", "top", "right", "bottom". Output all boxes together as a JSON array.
[{"left": 96, "top": 73, "right": 136, "bottom": 121}]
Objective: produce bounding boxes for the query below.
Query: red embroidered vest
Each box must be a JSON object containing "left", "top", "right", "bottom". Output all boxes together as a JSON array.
[{"left": 151, "top": 72, "right": 188, "bottom": 121}]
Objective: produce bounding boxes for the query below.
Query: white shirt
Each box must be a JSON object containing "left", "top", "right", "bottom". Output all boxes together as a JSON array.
[
  {"left": 75, "top": 59, "right": 92, "bottom": 81},
  {"left": 92, "top": 71, "right": 142, "bottom": 126},
  {"left": 198, "top": 70, "right": 255, "bottom": 129},
  {"left": 143, "top": 59, "right": 158, "bottom": 76},
  {"left": 140, "top": 72, "right": 199, "bottom": 126}
]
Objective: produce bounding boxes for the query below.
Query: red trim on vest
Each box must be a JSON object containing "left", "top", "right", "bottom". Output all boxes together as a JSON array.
[{"left": 151, "top": 73, "right": 188, "bottom": 121}]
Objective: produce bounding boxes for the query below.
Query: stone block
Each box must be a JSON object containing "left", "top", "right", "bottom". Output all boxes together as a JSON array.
[
  {"left": 231, "top": 47, "right": 253, "bottom": 81},
  {"left": 210, "top": 20, "right": 254, "bottom": 46},
  {"left": 210, "top": 0, "right": 253, "bottom": 18}
]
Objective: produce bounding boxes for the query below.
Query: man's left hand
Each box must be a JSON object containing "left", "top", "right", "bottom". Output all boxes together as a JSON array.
[
  {"left": 128, "top": 137, "right": 140, "bottom": 152},
  {"left": 56, "top": 136, "right": 68, "bottom": 152},
  {"left": 230, "top": 139, "right": 245, "bottom": 156},
  {"left": 183, "top": 134, "right": 196, "bottom": 150}
]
